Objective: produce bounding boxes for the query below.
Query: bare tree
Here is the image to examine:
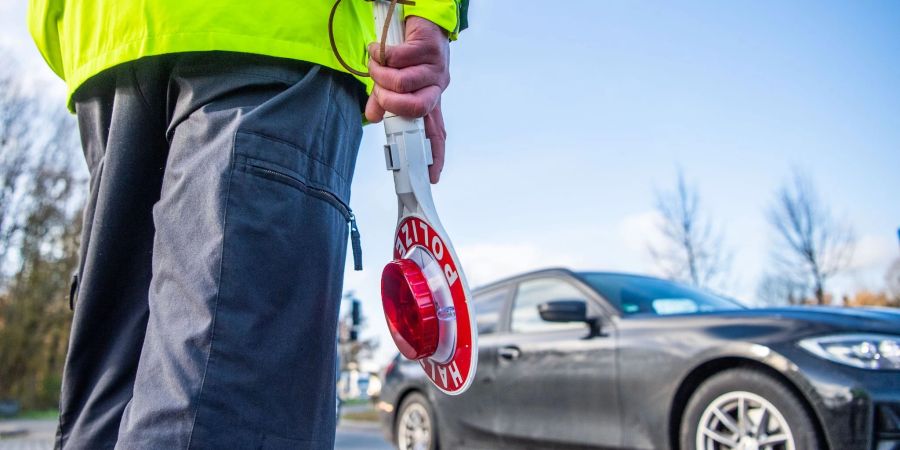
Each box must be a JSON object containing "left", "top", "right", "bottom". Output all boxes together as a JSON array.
[
  {"left": 0, "top": 113, "right": 82, "bottom": 408},
  {"left": 765, "top": 171, "right": 855, "bottom": 305},
  {"left": 0, "top": 51, "right": 85, "bottom": 409},
  {"left": 0, "top": 61, "right": 39, "bottom": 281},
  {"left": 649, "top": 170, "right": 731, "bottom": 289}
]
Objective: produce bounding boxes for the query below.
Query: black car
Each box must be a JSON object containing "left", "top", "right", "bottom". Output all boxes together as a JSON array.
[{"left": 377, "top": 268, "right": 900, "bottom": 450}]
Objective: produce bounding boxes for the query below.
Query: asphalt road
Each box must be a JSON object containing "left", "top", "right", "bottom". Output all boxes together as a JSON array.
[
  {"left": 0, "top": 419, "right": 392, "bottom": 450},
  {"left": 0, "top": 419, "right": 55, "bottom": 450},
  {"left": 335, "top": 420, "right": 393, "bottom": 450}
]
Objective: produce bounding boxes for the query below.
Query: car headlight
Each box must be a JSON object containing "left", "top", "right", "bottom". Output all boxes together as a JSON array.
[{"left": 799, "top": 334, "right": 900, "bottom": 370}]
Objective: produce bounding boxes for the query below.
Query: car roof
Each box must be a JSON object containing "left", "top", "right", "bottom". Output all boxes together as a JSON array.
[
  {"left": 471, "top": 267, "right": 575, "bottom": 294},
  {"left": 473, "top": 268, "right": 670, "bottom": 292}
]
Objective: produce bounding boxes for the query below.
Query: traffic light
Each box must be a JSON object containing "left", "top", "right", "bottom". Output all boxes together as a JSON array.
[
  {"left": 351, "top": 299, "right": 361, "bottom": 326},
  {"left": 350, "top": 299, "right": 361, "bottom": 341}
]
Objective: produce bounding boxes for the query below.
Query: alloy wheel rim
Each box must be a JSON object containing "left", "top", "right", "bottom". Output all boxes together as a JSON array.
[
  {"left": 696, "top": 391, "right": 795, "bottom": 450},
  {"left": 398, "top": 402, "right": 432, "bottom": 450}
]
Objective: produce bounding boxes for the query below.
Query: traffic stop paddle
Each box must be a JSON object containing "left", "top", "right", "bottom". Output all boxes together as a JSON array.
[{"left": 375, "top": 1, "right": 478, "bottom": 395}]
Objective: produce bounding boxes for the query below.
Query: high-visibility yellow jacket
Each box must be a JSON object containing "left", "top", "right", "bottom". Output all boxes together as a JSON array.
[{"left": 28, "top": 0, "right": 468, "bottom": 108}]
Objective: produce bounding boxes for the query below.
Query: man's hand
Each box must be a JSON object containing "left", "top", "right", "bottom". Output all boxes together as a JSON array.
[{"left": 365, "top": 16, "right": 450, "bottom": 184}]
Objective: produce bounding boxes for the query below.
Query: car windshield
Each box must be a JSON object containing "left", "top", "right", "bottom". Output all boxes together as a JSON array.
[{"left": 578, "top": 273, "right": 744, "bottom": 316}]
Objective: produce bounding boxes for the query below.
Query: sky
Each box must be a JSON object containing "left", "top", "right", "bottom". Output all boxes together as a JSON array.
[{"left": 2, "top": 1, "right": 899, "bottom": 367}]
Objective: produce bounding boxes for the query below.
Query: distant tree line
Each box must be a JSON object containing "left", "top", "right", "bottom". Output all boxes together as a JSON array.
[
  {"left": 0, "top": 53, "right": 85, "bottom": 411},
  {"left": 649, "top": 169, "right": 898, "bottom": 307}
]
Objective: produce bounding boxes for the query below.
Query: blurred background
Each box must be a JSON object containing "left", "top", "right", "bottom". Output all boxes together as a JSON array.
[{"left": 1, "top": 0, "right": 898, "bottom": 429}]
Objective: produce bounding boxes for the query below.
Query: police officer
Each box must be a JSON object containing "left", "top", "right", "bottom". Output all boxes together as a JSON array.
[{"left": 27, "top": 0, "right": 467, "bottom": 448}]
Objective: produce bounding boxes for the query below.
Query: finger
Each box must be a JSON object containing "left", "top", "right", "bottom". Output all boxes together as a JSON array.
[
  {"left": 373, "top": 84, "right": 441, "bottom": 118},
  {"left": 368, "top": 40, "right": 444, "bottom": 69},
  {"left": 424, "top": 104, "right": 446, "bottom": 184},
  {"left": 368, "top": 58, "right": 447, "bottom": 94},
  {"left": 365, "top": 91, "right": 386, "bottom": 123}
]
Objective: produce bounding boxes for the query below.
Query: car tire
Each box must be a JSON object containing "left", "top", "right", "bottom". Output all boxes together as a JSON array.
[
  {"left": 679, "top": 368, "right": 820, "bottom": 450},
  {"left": 395, "top": 392, "right": 439, "bottom": 450}
]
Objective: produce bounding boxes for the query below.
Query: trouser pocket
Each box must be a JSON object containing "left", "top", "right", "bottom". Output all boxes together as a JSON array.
[{"left": 242, "top": 160, "right": 362, "bottom": 270}]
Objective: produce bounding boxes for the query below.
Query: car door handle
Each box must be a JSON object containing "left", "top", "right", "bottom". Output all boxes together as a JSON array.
[{"left": 498, "top": 346, "right": 521, "bottom": 361}]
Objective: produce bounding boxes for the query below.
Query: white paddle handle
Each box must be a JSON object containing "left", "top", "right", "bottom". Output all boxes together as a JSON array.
[
  {"left": 374, "top": 2, "right": 406, "bottom": 50},
  {"left": 375, "top": 2, "right": 437, "bottom": 224}
]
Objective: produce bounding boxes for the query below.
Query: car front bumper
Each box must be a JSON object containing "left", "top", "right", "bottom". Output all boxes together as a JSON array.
[{"left": 783, "top": 347, "right": 900, "bottom": 450}]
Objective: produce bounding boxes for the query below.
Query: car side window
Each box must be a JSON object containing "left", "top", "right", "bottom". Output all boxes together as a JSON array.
[
  {"left": 511, "top": 278, "right": 589, "bottom": 334},
  {"left": 473, "top": 288, "right": 509, "bottom": 335}
]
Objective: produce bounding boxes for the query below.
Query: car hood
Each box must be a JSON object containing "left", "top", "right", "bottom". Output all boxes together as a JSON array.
[{"left": 663, "top": 306, "right": 900, "bottom": 335}]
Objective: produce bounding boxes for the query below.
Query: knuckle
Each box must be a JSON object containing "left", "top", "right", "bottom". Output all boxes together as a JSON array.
[
  {"left": 370, "top": 66, "right": 386, "bottom": 83},
  {"left": 373, "top": 48, "right": 388, "bottom": 65},
  {"left": 411, "top": 99, "right": 428, "bottom": 117},
  {"left": 390, "top": 74, "right": 406, "bottom": 93}
]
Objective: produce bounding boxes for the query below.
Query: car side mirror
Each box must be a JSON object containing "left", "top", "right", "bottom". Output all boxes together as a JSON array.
[
  {"left": 538, "top": 300, "right": 588, "bottom": 323},
  {"left": 538, "top": 299, "right": 607, "bottom": 338}
]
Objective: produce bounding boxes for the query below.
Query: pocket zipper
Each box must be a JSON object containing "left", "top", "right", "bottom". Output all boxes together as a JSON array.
[{"left": 247, "top": 164, "right": 362, "bottom": 271}]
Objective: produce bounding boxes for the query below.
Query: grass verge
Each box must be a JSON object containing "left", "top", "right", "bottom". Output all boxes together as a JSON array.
[
  {"left": 16, "top": 409, "right": 59, "bottom": 420},
  {"left": 341, "top": 410, "right": 380, "bottom": 422}
]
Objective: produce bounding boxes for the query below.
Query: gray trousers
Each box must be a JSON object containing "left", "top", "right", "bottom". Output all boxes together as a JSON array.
[{"left": 58, "top": 52, "right": 365, "bottom": 449}]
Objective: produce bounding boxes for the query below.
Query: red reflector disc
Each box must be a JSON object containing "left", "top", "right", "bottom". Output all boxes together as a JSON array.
[{"left": 381, "top": 259, "right": 439, "bottom": 360}]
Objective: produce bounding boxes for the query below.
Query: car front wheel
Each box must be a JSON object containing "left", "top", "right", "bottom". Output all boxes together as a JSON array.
[
  {"left": 680, "top": 368, "right": 821, "bottom": 450},
  {"left": 395, "top": 392, "right": 438, "bottom": 450}
]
